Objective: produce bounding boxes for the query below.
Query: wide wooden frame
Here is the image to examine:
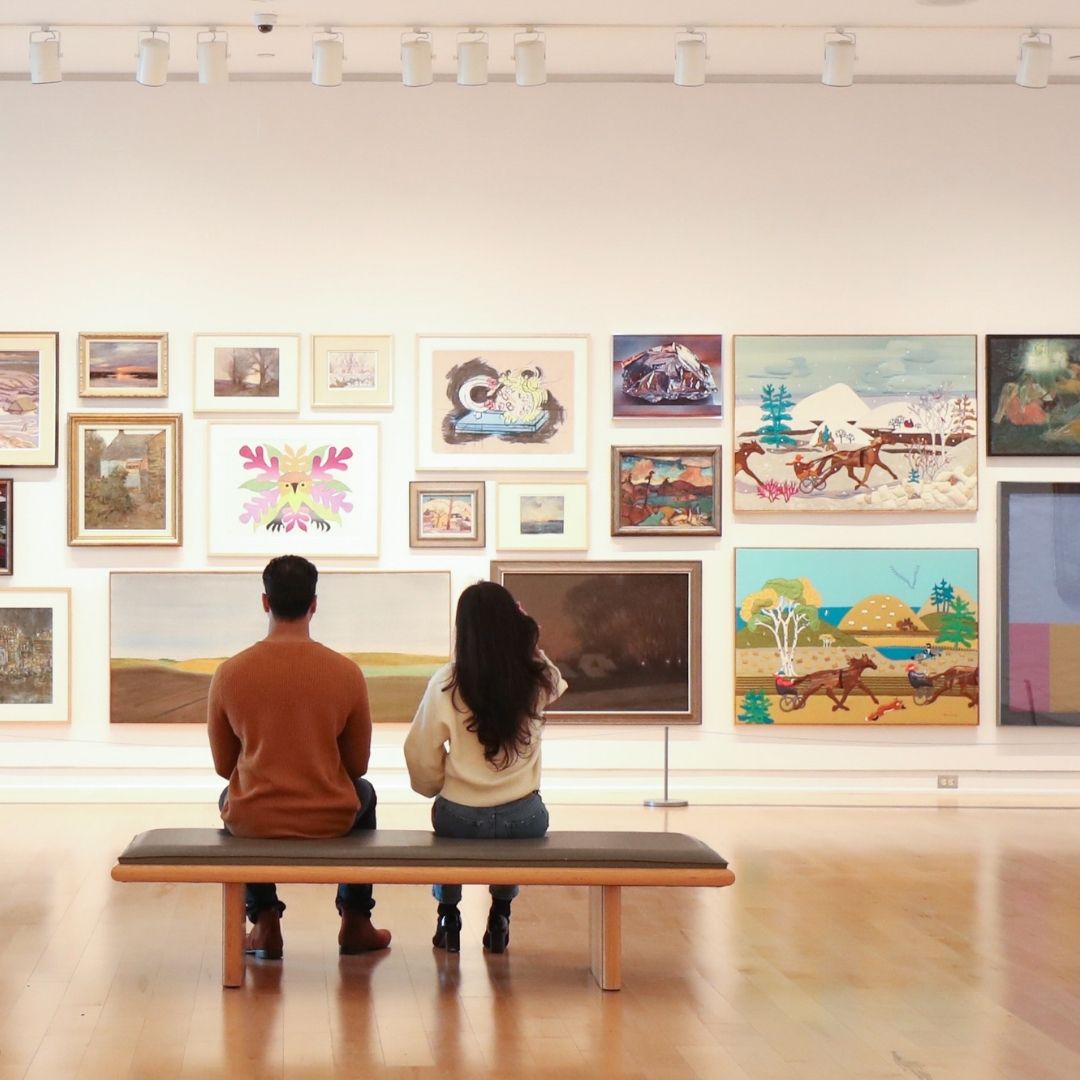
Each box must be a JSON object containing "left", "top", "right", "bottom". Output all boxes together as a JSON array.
[
  {"left": 78, "top": 331, "right": 168, "bottom": 398},
  {"left": 67, "top": 413, "right": 182, "bottom": 547},
  {"left": 0, "top": 331, "right": 58, "bottom": 467},
  {"left": 311, "top": 333, "right": 393, "bottom": 409},
  {"left": 0, "top": 587, "right": 71, "bottom": 723},
  {"left": 416, "top": 334, "right": 589, "bottom": 471},
  {"left": 408, "top": 480, "right": 486, "bottom": 548},
  {"left": 0, "top": 478, "right": 11, "bottom": 575},
  {"left": 986, "top": 334, "right": 1080, "bottom": 458},
  {"left": 495, "top": 481, "right": 589, "bottom": 552},
  {"left": 999, "top": 482, "right": 1080, "bottom": 726},
  {"left": 491, "top": 559, "right": 702, "bottom": 725},
  {"left": 193, "top": 332, "right": 301, "bottom": 414},
  {"left": 611, "top": 446, "right": 721, "bottom": 536}
]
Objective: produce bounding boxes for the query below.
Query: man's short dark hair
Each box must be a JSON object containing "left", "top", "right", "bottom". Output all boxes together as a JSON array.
[{"left": 262, "top": 556, "right": 318, "bottom": 620}]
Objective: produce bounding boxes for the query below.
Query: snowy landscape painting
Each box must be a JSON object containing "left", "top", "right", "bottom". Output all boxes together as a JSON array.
[
  {"left": 733, "top": 336, "right": 978, "bottom": 512},
  {"left": 735, "top": 548, "right": 979, "bottom": 726}
]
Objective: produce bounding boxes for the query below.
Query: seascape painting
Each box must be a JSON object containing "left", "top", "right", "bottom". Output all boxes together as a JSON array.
[
  {"left": 81, "top": 335, "right": 166, "bottom": 396},
  {"left": 110, "top": 572, "right": 450, "bottom": 724},
  {"left": 495, "top": 483, "right": 587, "bottom": 551},
  {"left": 492, "top": 560, "right": 701, "bottom": 723},
  {"left": 987, "top": 336, "right": 1080, "bottom": 456},
  {"left": 417, "top": 336, "right": 588, "bottom": 470},
  {"left": 733, "top": 336, "right": 978, "bottom": 511},
  {"left": 612, "top": 447, "right": 720, "bottom": 535},
  {"left": 999, "top": 484, "right": 1080, "bottom": 725},
  {"left": 0, "top": 590, "right": 69, "bottom": 722},
  {"left": 520, "top": 494, "right": 564, "bottom": 534},
  {"left": 735, "top": 548, "right": 979, "bottom": 726},
  {"left": 612, "top": 335, "right": 722, "bottom": 419}
]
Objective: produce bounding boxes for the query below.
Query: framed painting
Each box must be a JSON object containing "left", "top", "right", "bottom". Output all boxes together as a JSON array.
[
  {"left": 110, "top": 571, "right": 450, "bottom": 724},
  {"left": 491, "top": 560, "right": 701, "bottom": 725},
  {"left": 409, "top": 480, "right": 485, "bottom": 548},
  {"left": 987, "top": 335, "right": 1080, "bottom": 456},
  {"left": 611, "top": 446, "right": 721, "bottom": 536},
  {"left": 0, "top": 588, "right": 70, "bottom": 723},
  {"left": 78, "top": 332, "right": 168, "bottom": 398},
  {"left": 416, "top": 335, "right": 588, "bottom": 470},
  {"left": 193, "top": 333, "right": 300, "bottom": 413},
  {"left": 0, "top": 479, "right": 11, "bottom": 574},
  {"left": 207, "top": 422, "right": 379, "bottom": 557},
  {"left": 0, "top": 331, "right": 58, "bottom": 467},
  {"left": 67, "top": 413, "right": 182, "bottom": 546},
  {"left": 732, "top": 335, "right": 978, "bottom": 512},
  {"left": 734, "top": 547, "right": 979, "bottom": 726},
  {"left": 312, "top": 334, "right": 393, "bottom": 409},
  {"left": 999, "top": 483, "right": 1080, "bottom": 725},
  {"left": 495, "top": 482, "right": 588, "bottom": 551},
  {"left": 612, "top": 335, "right": 722, "bottom": 419}
]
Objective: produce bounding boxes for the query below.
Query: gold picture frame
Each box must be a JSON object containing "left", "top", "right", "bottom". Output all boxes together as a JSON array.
[
  {"left": 68, "top": 413, "right": 182, "bottom": 546},
  {"left": 78, "top": 332, "right": 169, "bottom": 398}
]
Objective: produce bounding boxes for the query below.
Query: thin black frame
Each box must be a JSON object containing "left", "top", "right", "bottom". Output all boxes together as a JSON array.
[{"left": 0, "top": 479, "right": 11, "bottom": 575}]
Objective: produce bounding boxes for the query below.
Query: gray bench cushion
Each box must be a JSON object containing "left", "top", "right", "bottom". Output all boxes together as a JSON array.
[{"left": 117, "top": 828, "right": 728, "bottom": 871}]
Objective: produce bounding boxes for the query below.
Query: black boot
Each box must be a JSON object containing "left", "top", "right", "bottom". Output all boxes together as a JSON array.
[
  {"left": 433, "top": 902, "right": 461, "bottom": 953},
  {"left": 483, "top": 898, "right": 512, "bottom": 954}
]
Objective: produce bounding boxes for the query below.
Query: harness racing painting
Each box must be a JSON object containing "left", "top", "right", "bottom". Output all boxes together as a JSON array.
[
  {"left": 733, "top": 336, "right": 978, "bottom": 512},
  {"left": 735, "top": 548, "right": 979, "bottom": 725}
]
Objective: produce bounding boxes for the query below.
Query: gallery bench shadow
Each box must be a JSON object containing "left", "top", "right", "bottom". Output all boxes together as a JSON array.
[{"left": 112, "top": 828, "right": 735, "bottom": 990}]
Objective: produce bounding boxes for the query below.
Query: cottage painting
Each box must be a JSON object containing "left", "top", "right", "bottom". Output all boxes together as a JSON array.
[
  {"left": 735, "top": 548, "right": 979, "bottom": 726},
  {"left": 733, "top": 336, "right": 978, "bottom": 511}
]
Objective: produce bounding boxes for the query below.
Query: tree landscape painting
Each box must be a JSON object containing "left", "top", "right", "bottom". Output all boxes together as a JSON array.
[
  {"left": 1000, "top": 484, "right": 1080, "bottom": 725},
  {"left": 987, "top": 336, "right": 1080, "bottom": 456},
  {"left": 214, "top": 347, "right": 280, "bottom": 398},
  {"left": 612, "top": 447, "right": 721, "bottom": 535},
  {"left": 110, "top": 572, "right": 450, "bottom": 724},
  {"left": 735, "top": 548, "right": 979, "bottom": 725},
  {"left": 733, "top": 336, "right": 978, "bottom": 512}
]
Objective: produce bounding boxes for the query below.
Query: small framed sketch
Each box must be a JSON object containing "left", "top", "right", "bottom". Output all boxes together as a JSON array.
[
  {"left": 78, "top": 332, "right": 168, "bottom": 398},
  {"left": 496, "top": 482, "right": 588, "bottom": 551},
  {"left": 0, "top": 588, "right": 71, "bottom": 723},
  {"left": 207, "top": 422, "right": 379, "bottom": 557},
  {"left": 409, "top": 481, "right": 485, "bottom": 548},
  {"left": 193, "top": 333, "right": 300, "bottom": 413},
  {"left": 68, "top": 413, "right": 182, "bottom": 546},
  {"left": 612, "top": 446, "right": 721, "bottom": 536},
  {"left": 0, "top": 331, "right": 58, "bottom": 467},
  {"left": 0, "top": 479, "right": 11, "bottom": 574},
  {"left": 987, "top": 335, "right": 1080, "bottom": 456},
  {"left": 612, "top": 335, "right": 723, "bottom": 419},
  {"left": 312, "top": 334, "right": 393, "bottom": 409}
]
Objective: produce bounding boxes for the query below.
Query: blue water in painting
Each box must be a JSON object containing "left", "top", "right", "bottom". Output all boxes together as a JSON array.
[{"left": 521, "top": 521, "right": 565, "bottom": 535}]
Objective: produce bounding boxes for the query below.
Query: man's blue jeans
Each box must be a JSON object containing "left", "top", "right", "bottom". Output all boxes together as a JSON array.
[
  {"left": 431, "top": 791, "right": 549, "bottom": 905},
  {"left": 219, "top": 777, "right": 378, "bottom": 922}
]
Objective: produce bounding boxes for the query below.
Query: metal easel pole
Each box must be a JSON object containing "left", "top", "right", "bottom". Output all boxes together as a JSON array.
[{"left": 643, "top": 726, "right": 688, "bottom": 808}]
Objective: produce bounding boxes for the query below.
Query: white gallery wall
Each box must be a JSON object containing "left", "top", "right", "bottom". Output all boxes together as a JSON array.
[{"left": 1, "top": 79, "right": 1079, "bottom": 803}]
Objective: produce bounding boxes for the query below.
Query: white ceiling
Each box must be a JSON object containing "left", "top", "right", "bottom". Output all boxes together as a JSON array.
[{"left": 1, "top": 1, "right": 1079, "bottom": 78}]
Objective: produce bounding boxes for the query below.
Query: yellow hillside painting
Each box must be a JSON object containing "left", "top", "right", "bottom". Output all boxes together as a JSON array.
[
  {"left": 110, "top": 571, "right": 450, "bottom": 724},
  {"left": 735, "top": 548, "right": 979, "bottom": 726}
]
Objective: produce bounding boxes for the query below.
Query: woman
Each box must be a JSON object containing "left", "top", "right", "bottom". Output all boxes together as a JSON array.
[{"left": 404, "top": 581, "right": 566, "bottom": 954}]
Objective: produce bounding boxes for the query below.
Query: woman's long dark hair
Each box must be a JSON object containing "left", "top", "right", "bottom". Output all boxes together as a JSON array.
[{"left": 445, "top": 581, "right": 557, "bottom": 769}]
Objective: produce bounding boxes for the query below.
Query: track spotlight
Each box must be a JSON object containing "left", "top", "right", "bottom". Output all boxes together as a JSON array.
[
  {"left": 457, "top": 29, "right": 489, "bottom": 86},
  {"left": 29, "top": 29, "right": 61, "bottom": 84},
  {"left": 1017, "top": 31, "right": 1052, "bottom": 89},
  {"left": 822, "top": 30, "right": 856, "bottom": 87},
  {"left": 312, "top": 31, "right": 345, "bottom": 87},
  {"left": 673, "top": 30, "right": 707, "bottom": 87},
  {"left": 136, "top": 30, "right": 170, "bottom": 87},
  {"left": 196, "top": 31, "right": 229, "bottom": 84},
  {"left": 401, "top": 29, "right": 433, "bottom": 87},
  {"left": 514, "top": 28, "right": 546, "bottom": 87}
]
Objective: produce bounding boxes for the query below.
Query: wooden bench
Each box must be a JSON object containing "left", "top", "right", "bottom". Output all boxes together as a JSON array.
[{"left": 112, "top": 828, "right": 734, "bottom": 991}]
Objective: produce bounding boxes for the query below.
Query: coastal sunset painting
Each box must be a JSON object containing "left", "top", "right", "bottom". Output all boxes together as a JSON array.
[{"left": 79, "top": 333, "right": 168, "bottom": 398}]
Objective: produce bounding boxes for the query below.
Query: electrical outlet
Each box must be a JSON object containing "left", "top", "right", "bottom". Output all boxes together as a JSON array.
[{"left": 937, "top": 774, "right": 959, "bottom": 789}]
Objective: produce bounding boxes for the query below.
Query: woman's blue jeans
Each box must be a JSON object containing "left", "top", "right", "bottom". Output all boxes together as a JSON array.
[
  {"left": 219, "top": 777, "right": 378, "bottom": 922},
  {"left": 431, "top": 791, "right": 549, "bottom": 905}
]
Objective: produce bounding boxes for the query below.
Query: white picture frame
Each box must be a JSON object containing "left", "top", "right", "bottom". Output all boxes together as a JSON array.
[
  {"left": 0, "top": 588, "right": 71, "bottom": 723},
  {"left": 193, "top": 333, "right": 301, "bottom": 414},
  {"left": 495, "top": 482, "right": 589, "bottom": 551}
]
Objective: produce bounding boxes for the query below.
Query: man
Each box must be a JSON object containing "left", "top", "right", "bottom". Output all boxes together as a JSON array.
[{"left": 208, "top": 555, "right": 391, "bottom": 959}]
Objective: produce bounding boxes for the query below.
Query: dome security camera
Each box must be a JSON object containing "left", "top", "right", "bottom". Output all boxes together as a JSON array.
[{"left": 253, "top": 13, "right": 277, "bottom": 33}]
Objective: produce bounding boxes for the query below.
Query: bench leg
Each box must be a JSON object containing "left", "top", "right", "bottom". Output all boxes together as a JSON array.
[
  {"left": 588, "top": 884, "right": 622, "bottom": 991},
  {"left": 222, "top": 883, "right": 245, "bottom": 989}
]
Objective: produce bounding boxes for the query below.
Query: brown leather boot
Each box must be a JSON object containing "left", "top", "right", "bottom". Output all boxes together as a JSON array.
[
  {"left": 339, "top": 910, "right": 392, "bottom": 955},
  {"left": 245, "top": 909, "right": 283, "bottom": 960}
]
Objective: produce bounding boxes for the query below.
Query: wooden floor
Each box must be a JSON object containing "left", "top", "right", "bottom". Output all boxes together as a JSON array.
[{"left": 2, "top": 803, "right": 1080, "bottom": 1080}]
